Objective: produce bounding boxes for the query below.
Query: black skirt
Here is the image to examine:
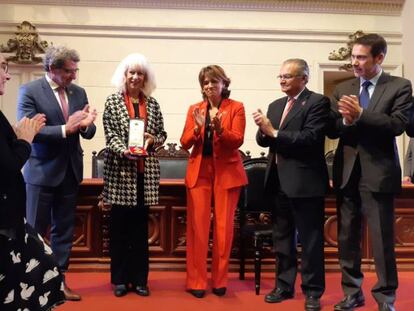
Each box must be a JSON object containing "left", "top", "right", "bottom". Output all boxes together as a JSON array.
[{"left": 0, "top": 220, "right": 65, "bottom": 310}]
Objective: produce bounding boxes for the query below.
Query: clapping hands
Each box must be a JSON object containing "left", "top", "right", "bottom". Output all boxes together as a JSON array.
[
  {"left": 14, "top": 113, "right": 46, "bottom": 143},
  {"left": 210, "top": 112, "right": 223, "bottom": 135},
  {"left": 252, "top": 109, "right": 275, "bottom": 137},
  {"left": 193, "top": 107, "right": 205, "bottom": 128},
  {"left": 65, "top": 105, "right": 97, "bottom": 135},
  {"left": 338, "top": 95, "right": 362, "bottom": 124},
  {"left": 80, "top": 105, "right": 98, "bottom": 129}
]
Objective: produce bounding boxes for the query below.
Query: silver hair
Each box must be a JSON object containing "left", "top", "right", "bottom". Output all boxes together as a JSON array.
[
  {"left": 283, "top": 58, "right": 309, "bottom": 83},
  {"left": 111, "top": 53, "right": 156, "bottom": 96},
  {"left": 43, "top": 46, "right": 80, "bottom": 72}
]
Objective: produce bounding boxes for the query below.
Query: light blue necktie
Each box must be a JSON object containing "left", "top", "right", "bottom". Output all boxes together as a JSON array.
[{"left": 359, "top": 80, "right": 372, "bottom": 109}]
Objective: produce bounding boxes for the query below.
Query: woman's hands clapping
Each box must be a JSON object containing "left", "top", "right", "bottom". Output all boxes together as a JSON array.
[
  {"left": 14, "top": 113, "right": 46, "bottom": 144},
  {"left": 192, "top": 107, "right": 205, "bottom": 135}
]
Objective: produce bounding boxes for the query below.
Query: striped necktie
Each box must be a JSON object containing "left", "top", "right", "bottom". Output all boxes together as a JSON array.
[
  {"left": 280, "top": 97, "right": 295, "bottom": 126},
  {"left": 57, "top": 87, "right": 69, "bottom": 121}
]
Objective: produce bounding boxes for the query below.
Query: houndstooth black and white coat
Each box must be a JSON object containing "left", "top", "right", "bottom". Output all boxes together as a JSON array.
[{"left": 102, "top": 92, "right": 167, "bottom": 206}]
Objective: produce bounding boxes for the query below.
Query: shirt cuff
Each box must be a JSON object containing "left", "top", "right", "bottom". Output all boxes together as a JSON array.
[{"left": 61, "top": 125, "right": 66, "bottom": 138}]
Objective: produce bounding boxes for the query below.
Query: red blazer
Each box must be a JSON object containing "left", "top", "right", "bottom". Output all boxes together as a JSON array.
[{"left": 180, "top": 98, "right": 248, "bottom": 189}]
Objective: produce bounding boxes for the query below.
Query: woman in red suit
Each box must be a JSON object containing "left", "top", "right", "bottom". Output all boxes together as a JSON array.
[{"left": 180, "top": 65, "right": 247, "bottom": 298}]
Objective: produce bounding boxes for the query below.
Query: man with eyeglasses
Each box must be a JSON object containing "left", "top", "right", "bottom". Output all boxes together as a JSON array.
[
  {"left": 253, "top": 58, "right": 330, "bottom": 311},
  {"left": 16, "top": 45, "right": 97, "bottom": 302},
  {"left": 328, "top": 33, "right": 412, "bottom": 311}
]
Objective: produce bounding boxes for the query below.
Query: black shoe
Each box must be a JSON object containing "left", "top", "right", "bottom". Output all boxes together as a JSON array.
[
  {"left": 113, "top": 284, "right": 127, "bottom": 297},
  {"left": 305, "top": 296, "right": 321, "bottom": 311},
  {"left": 212, "top": 287, "right": 226, "bottom": 296},
  {"left": 334, "top": 292, "right": 365, "bottom": 310},
  {"left": 135, "top": 285, "right": 150, "bottom": 296},
  {"left": 188, "top": 289, "right": 206, "bottom": 298},
  {"left": 264, "top": 288, "right": 294, "bottom": 303},
  {"left": 378, "top": 302, "right": 395, "bottom": 311}
]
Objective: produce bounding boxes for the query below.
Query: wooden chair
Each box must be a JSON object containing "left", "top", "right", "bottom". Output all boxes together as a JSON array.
[
  {"left": 238, "top": 156, "right": 274, "bottom": 295},
  {"left": 155, "top": 143, "right": 190, "bottom": 179},
  {"left": 91, "top": 148, "right": 106, "bottom": 178}
]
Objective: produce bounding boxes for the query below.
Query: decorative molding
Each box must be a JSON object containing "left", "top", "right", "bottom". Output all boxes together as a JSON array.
[
  {"left": 0, "top": 22, "right": 403, "bottom": 45},
  {"left": 2, "top": 0, "right": 405, "bottom": 16},
  {"left": 329, "top": 30, "right": 367, "bottom": 71},
  {"left": 0, "top": 21, "right": 49, "bottom": 64}
]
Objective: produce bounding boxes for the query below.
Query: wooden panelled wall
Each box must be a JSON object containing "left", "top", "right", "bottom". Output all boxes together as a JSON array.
[{"left": 70, "top": 178, "right": 414, "bottom": 272}]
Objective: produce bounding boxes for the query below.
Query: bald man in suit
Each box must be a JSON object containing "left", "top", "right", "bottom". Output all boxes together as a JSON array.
[{"left": 328, "top": 34, "right": 412, "bottom": 311}]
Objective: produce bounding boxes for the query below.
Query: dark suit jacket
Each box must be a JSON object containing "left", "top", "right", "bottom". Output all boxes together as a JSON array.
[
  {"left": 0, "top": 111, "right": 31, "bottom": 230},
  {"left": 17, "top": 77, "right": 96, "bottom": 187},
  {"left": 403, "top": 138, "right": 414, "bottom": 180},
  {"left": 256, "top": 88, "right": 330, "bottom": 198},
  {"left": 404, "top": 96, "right": 414, "bottom": 137},
  {"left": 328, "top": 72, "right": 412, "bottom": 193}
]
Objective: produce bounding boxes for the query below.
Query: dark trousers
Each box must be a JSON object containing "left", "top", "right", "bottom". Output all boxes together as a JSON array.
[
  {"left": 337, "top": 158, "right": 397, "bottom": 303},
  {"left": 272, "top": 193, "right": 325, "bottom": 298},
  {"left": 26, "top": 165, "right": 79, "bottom": 272},
  {"left": 109, "top": 173, "right": 149, "bottom": 286}
]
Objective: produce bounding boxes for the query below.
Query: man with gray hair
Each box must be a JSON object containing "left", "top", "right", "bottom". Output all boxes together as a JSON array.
[
  {"left": 17, "top": 45, "right": 97, "bottom": 301},
  {"left": 253, "top": 58, "right": 329, "bottom": 311}
]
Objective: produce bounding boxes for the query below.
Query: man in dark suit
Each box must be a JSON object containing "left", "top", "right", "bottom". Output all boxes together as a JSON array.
[
  {"left": 253, "top": 58, "right": 330, "bottom": 311},
  {"left": 17, "top": 46, "right": 97, "bottom": 301},
  {"left": 328, "top": 34, "right": 412, "bottom": 311}
]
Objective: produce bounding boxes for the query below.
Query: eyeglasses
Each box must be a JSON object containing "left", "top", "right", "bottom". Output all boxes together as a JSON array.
[
  {"left": 62, "top": 67, "right": 79, "bottom": 75},
  {"left": 1, "top": 62, "right": 8, "bottom": 74},
  {"left": 277, "top": 74, "right": 302, "bottom": 80}
]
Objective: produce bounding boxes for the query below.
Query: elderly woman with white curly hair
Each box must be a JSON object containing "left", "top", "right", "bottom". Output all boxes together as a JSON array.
[{"left": 102, "top": 53, "right": 167, "bottom": 298}]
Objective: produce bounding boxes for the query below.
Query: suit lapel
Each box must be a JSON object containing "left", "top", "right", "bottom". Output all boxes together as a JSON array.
[
  {"left": 272, "top": 98, "right": 286, "bottom": 129},
  {"left": 41, "top": 77, "right": 66, "bottom": 123},
  {"left": 218, "top": 98, "right": 231, "bottom": 124},
  {"left": 368, "top": 73, "right": 389, "bottom": 111},
  {"left": 280, "top": 88, "right": 311, "bottom": 129},
  {"left": 349, "top": 78, "right": 360, "bottom": 97},
  {"left": 66, "top": 85, "right": 76, "bottom": 116}
]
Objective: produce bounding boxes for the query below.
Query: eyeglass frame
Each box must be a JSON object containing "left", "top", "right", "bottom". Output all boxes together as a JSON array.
[
  {"left": 1, "top": 62, "right": 9, "bottom": 74},
  {"left": 61, "top": 67, "right": 79, "bottom": 75},
  {"left": 277, "top": 74, "right": 303, "bottom": 80}
]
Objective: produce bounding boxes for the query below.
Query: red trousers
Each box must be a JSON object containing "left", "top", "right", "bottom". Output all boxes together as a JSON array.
[{"left": 186, "top": 157, "right": 241, "bottom": 290}]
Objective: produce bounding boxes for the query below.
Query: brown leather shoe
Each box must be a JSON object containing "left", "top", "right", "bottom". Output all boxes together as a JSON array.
[{"left": 63, "top": 282, "right": 81, "bottom": 301}]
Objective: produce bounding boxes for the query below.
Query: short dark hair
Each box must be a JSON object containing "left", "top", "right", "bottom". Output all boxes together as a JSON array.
[
  {"left": 43, "top": 46, "right": 80, "bottom": 72},
  {"left": 354, "top": 33, "right": 387, "bottom": 58},
  {"left": 198, "top": 65, "right": 231, "bottom": 99}
]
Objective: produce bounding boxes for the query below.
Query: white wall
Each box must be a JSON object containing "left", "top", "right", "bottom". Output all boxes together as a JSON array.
[{"left": 0, "top": 2, "right": 405, "bottom": 177}]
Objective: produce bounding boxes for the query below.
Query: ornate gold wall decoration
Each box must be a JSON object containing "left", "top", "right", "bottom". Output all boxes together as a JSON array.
[
  {"left": 0, "top": 21, "right": 49, "bottom": 64},
  {"left": 329, "top": 30, "right": 366, "bottom": 71}
]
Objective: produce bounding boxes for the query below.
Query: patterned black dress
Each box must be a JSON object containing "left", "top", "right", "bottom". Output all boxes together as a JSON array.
[{"left": 0, "top": 111, "right": 65, "bottom": 310}]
